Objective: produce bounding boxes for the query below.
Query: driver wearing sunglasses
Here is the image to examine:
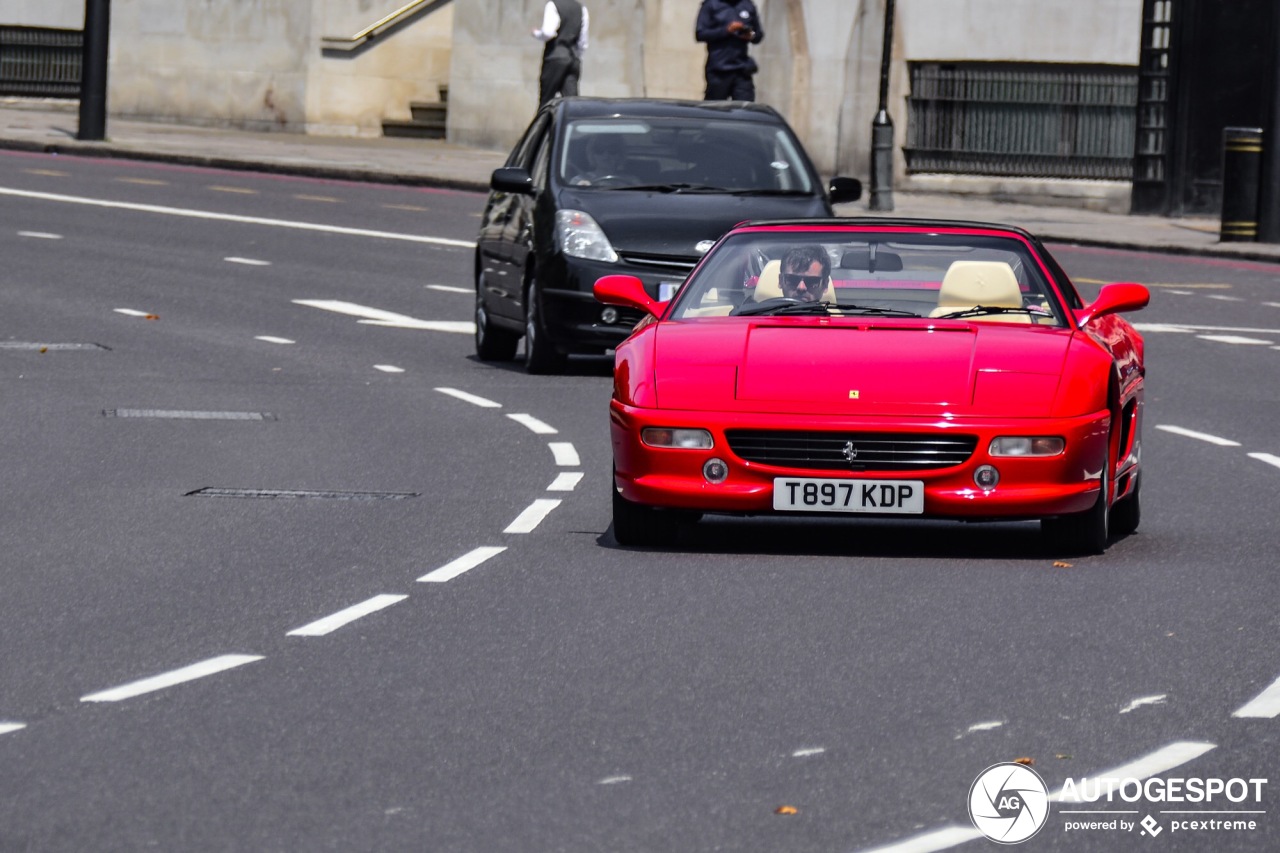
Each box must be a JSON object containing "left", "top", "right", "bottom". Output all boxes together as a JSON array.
[{"left": 779, "top": 245, "right": 831, "bottom": 302}]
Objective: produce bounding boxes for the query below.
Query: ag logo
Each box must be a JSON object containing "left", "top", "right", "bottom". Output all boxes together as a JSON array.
[{"left": 968, "top": 762, "right": 1049, "bottom": 844}]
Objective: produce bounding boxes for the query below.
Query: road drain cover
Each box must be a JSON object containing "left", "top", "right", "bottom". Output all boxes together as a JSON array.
[
  {"left": 185, "top": 488, "right": 418, "bottom": 500},
  {"left": 104, "top": 409, "right": 277, "bottom": 420}
]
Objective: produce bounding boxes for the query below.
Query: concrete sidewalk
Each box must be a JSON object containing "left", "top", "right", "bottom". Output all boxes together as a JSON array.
[{"left": 3, "top": 99, "right": 1278, "bottom": 263}]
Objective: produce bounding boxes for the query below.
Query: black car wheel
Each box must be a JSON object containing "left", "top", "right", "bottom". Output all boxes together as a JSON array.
[
  {"left": 1042, "top": 460, "right": 1111, "bottom": 556},
  {"left": 474, "top": 284, "right": 518, "bottom": 361},
  {"left": 611, "top": 481, "right": 680, "bottom": 547},
  {"left": 523, "top": 281, "right": 567, "bottom": 375},
  {"left": 1110, "top": 471, "right": 1142, "bottom": 537}
]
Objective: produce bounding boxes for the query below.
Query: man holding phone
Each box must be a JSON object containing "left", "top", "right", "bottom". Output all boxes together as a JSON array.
[{"left": 695, "top": 0, "right": 764, "bottom": 101}]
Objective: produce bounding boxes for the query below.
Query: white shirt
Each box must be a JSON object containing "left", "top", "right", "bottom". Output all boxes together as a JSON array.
[{"left": 532, "top": 1, "right": 589, "bottom": 53}]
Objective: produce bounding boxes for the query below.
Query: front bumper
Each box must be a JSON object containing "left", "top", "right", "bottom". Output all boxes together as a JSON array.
[
  {"left": 543, "top": 256, "right": 690, "bottom": 351},
  {"left": 611, "top": 403, "right": 1113, "bottom": 520}
]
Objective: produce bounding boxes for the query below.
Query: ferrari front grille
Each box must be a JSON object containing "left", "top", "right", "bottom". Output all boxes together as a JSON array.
[{"left": 725, "top": 430, "right": 978, "bottom": 472}]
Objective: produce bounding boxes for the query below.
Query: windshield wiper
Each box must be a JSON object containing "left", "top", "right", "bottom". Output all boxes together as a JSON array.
[
  {"left": 835, "top": 304, "right": 920, "bottom": 317},
  {"left": 723, "top": 188, "right": 811, "bottom": 196},
  {"left": 935, "top": 305, "right": 1040, "bottom": 320},
  {"left": 608, "top": 182, "right": 724, "bottom": 193},
  {"left": 734, "top": 299, "right": 923, "bottom": 318}
]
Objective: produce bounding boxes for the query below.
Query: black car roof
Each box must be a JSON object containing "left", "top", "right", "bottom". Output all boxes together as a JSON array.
[{"left": 550, "top": 96, "right": 785, "bottom": 124}]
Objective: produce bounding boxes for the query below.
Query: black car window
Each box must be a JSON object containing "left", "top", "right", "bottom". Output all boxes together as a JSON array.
[
  {"left": 530, "top": 127, "right": 553, "bottom": 190},
  {"left": 511, "top": 112, "right": 552, "bottom": 170}
]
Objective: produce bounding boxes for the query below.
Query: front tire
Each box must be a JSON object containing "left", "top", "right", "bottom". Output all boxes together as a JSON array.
[
  {"left": 1110, "top": 471, "right": 1141, "bottom": 537},
  {"left": 611, "top": 483, "right": 680, "bottom": 547},
  {"left": 523, "top": 282, "right": 567, "bottom": 375},
  {"left": 1042, "top": 464, "right": 1110, "bottom": 555}
]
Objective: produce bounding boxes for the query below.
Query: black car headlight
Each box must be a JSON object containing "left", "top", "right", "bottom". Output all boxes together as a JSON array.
[{"left": 556, "top": 209, "right": 619, "bottom": 263}]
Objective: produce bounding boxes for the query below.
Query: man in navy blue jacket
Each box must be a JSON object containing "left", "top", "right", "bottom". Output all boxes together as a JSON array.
[{"left": 695, "top": 0, "right": 764, "bottom": 101}]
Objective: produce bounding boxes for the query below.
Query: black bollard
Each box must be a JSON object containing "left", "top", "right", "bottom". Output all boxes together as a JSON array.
[{"left": 1220, "top": 127, "right": 1263, "bottom": 242}]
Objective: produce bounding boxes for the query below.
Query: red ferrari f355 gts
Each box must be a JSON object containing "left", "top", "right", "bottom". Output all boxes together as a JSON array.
[{"left": 594, "top": 219, "right": 1149, "bottom": 554}]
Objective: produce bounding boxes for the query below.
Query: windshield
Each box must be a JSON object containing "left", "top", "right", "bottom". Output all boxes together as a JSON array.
[
  {"left": 667, "top": 231, "right": 1067, "bottom": 326},
  {"left": 557, "top": 117, "right": 814, "bottom": 194}
]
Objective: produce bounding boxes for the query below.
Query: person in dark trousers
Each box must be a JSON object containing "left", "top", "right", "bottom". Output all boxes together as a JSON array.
[
  {"left": 532, "top": 0, "right": 589, "bottom": 107},
  {"left": 696, "top": 0, "right": 763, "bottom": 101}
]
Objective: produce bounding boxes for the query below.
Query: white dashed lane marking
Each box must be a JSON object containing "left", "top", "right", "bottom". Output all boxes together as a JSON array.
[
  {"left": 504, "top": 499, "right": 561, "bottom": 533},
  {"left": 598, "top": 775, "right": 632, "bottom": 785},
  {"left": 434, "top": 387, "right": 501, "bottom": 408},
  {"left": 1119, "top": 694, "right": 1167, "bottom": 714},
  {"left": 508, "top": 413, "right": 557, "bottom": 434},
  {"left": 1155, "top": 425, "right": 1241, "bottom": 446},
  {"left": 549, "top": 442, "right": 580, "bottom": 466},
  {"left": 18, "top": 230, "right": 61, "bottom": 239},
  {"left": 427, "top": 284, "right": 471, "bottom": 294},
  {"left": 547, "top": 472, "right": 584, "bottom": 492},
  {"left": 287, "top": 594, "right": 407, "bottom": 637},
  {"left": 113, "top": 308, "right": 155, "bottom": 318},
  {"left": 792, "top": 747, "right": 826, "bottom": 757},
  {"left": 373, "top": 364, "right": 405, "bottom": 373},
  {"left": 1197, "top": 335, "right": 1273, "bottom": 345},
  {"left": 417, "top": 546, "right": 507, "bottom": 583},
  {"left": 1233, "top": 675, "right": 1280, "bottom": 718},
  {"left": 80, "top": 654, "right": 264, "bottom": 703},
  {"left": 0, "top": 722, "right": 26, "bottom": 736},
  {"left": 255, "top": 336, "right": 295, "bottom": 345},
  {"left": 225, "top": 256, "right": 271, "bottom": 266},
  {"left": 294, "top": 299, "right": 473, "bottom": 334},
  {"left": 1248, "top": 453, "right": 1280, "bottom": 470}
]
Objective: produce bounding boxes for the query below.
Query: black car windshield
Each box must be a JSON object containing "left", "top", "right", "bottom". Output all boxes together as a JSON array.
[
  {"left": 557, "top": 118, "right": 815, "bottom": 194},
  {"left": 667, "top": 231, "right": 1068, "bottom": 327}
]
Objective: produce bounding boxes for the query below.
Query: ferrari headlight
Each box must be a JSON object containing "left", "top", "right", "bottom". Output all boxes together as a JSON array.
[
  {"left": 988, "top": 436, "right": 1065, "bottom": 457},
  {"left": 641, "top": 428, "right": 714, "bottom": 449},
  {"left": 556, "top": 209, "right": 618, "bottom": 262}
]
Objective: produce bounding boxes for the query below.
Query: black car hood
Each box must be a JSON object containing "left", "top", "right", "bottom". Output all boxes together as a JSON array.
[{"left": 557, "top": 186, "right": 831, "bottom": 257}]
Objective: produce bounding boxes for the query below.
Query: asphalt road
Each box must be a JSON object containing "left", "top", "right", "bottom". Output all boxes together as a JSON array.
[{"left": 1, "top": 150, "right": 1277, "bottom": 853}]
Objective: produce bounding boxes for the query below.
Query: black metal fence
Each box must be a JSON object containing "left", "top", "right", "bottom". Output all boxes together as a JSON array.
[
  {"left": 905, "top": 63, "right": 1139, "bottom": 180},
  {"left": 0, "top": 26, "right": 82, "bottom": 98}
]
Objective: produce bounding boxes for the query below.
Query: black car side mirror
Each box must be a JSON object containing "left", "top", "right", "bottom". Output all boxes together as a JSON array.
[
  {"left": 828, "top": 177, "right": 862, "bottom": 205},
  {"left": 491, "top": 167, "right": 535, "bottom": 195}
]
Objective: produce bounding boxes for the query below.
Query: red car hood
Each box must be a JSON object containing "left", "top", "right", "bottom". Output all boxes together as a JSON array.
[{"left": 652, "top": 320, "right": 1075, "bottom": 416}]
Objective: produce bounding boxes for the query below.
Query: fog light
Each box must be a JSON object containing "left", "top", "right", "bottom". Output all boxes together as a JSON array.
[
  {"left": 989, "top": 436, "right": 1065, "bottom": 457},
  {"left": 601, "top": 306, "right": 619, "bottom": 324},
  {"left": 703, "top": 457, "right": 729, "bottom": 483},
  {"left": 974, "top": 465, "right": 999, "bottom": 489},
  {"left": 641, "top": 428, "right": 713, "bottom": 449}
]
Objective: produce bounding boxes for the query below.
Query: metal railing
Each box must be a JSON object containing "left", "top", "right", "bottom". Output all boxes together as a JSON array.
[
  {"left": 321, "top": 0, "right": 454, "bottom": 54},
  {"left": 0, "top": 26, "right": 82, "bottom": 97},
  {"left": 905, "top": 63, "right": 1139, "bottom": 180}
]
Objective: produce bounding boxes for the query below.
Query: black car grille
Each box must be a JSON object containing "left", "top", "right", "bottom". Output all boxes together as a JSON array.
[
  {"left": 617, "top": 252, "right": 698, "bottom": 273},
  {"left": 725, "top": 430, "right": 979, "bottom": 472}
]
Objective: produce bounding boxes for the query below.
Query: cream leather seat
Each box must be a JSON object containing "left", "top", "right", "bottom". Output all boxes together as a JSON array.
[{"left": 929, "top": 260, "right": 1030, "bottom": 323}]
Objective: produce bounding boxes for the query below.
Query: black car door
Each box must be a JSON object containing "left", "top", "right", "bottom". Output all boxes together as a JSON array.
[{"left": 489, "top": 113, "right": 553, "bottom": 322}]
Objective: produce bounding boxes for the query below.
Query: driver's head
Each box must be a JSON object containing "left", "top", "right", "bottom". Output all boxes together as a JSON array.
[
  {"left": 780, "top": 246, "right": 831, "bottom": 302},
  {"left": 588, "top": 134, "right": 627, "bottom": 170}
]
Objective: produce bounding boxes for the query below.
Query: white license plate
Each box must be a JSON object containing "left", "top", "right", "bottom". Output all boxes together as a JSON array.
[
  {"left": 773, "top": 477, "right": 925, "bottom": 514},
  {"left": 658, "top": 281, "right": 681, "bottom": 301}
]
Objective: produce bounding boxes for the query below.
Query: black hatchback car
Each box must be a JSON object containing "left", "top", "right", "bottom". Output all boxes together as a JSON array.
[{"left": 474, "top": 97, "right": 862, "bottom": 373}]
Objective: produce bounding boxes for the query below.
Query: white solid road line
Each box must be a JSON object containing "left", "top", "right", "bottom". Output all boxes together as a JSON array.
[
  {"left": 0, "top": 722, "right": 26, "bottom": 736},
  {"left": 547, "top": 472, "right": 584, "bottom": 492},
  {"left": 1248, "top": 452, "right": 1280, "bottom": 470},
  {"left": 81, "top": 654, "right": 265, "bottom": 703},
  {"left": 504, "top": 499, "right": 562, "bottom": 533},
  {"left": 1136, "top": 323, "right": 1280, "bottom": 335},
  {"left": 856, "top": 742, "right": 1217, "bottom": 852},
  {"left": 1051, "top": 741, "right": 1216, "bottom": 802},
  {"left": 418, "top": 546, "right": 507, "bottom": 582},
  {"left": 0, "top": 186, "right": 476, "bottom": 248},
  {"left": 549, "top": 442, "right": 580, "bottom": 466},
  {"left": 294, "top": 299, "right": 473, "bottom": 334},
  {"left": 434, "top": 387, "right": 501, "bottom": 408},
  {"left": 1198, "top": 335, "right": 1274, "bottom": 345},
  {"left": 507, "top": 413, "right": 558, "bottom": 434},
  {"left": 1234, "top": 675, "right": 1280, "bottom": 718},
  {"left": 1155, "top": 424, "right": 1242, "bottom": 446},
  {"left": 287, "top": 594, "right": 408, "bottom": 637}
]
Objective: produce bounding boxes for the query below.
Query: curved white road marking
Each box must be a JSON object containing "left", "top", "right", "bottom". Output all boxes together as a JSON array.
[
  {"left": 1234, "top": 675, "right": 1280, "bottom": 718},
  {"left": 1155, "top": 425, "right": 1241, "bottom": 446},
  {"left": 549, "top": 442, "right": 580, "bottom": 466},
  {"left": 504, "top": 499, "right": 561, "bottom": 533},
  {"left": 434, "top": 387, "right": 501, "bottom": 408},
  {"left": 81, "top": 654, "right": 264, "bottom": 703},
  {"left": 418, "top": 546, "right": 507, "bottom": 583},
  {"left": 508, "top": 413, "right": 557, "bottom": 434},
  {"left": 0, "top": 186, "right": 476, "bottom": 248},
  {"left": 547, "top": 472, "right": 584, "bottom": 491},
  {"left": 287, "top": 594, "right": 407, "bottom": 637},
  {"left": 1248, "top": 452, "right": 1280, "bottom": 470}
]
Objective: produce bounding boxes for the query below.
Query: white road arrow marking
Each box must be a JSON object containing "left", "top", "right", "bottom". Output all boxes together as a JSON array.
[{"left": 293, "top": 299, "right": 474, "bottom": 334}]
